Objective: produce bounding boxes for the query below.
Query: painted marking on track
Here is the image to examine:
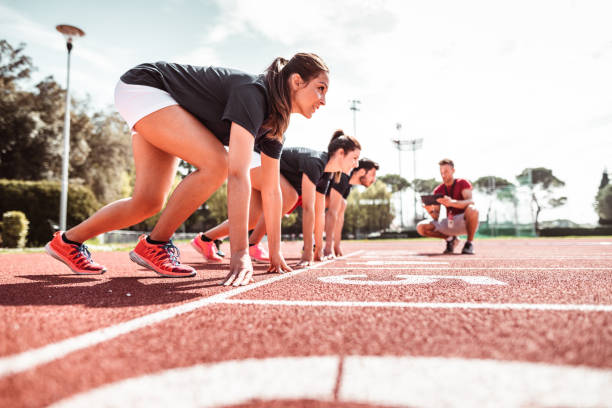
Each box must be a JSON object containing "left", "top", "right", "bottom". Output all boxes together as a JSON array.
[
  {"left": 323, "top": 267, "right": 612, "bottom": 270},
  {"left": 218, "top": 299, "right": 612, "bottom": 312},
  {"left": 0, "top": 251, "right": 363, "bottom": 379},
  {"left": 48, "top": 356, "right": 612, "bottom": 408},
  {"left": 318, "top": 274, "right": 507, "bottom": 286},
  {"left": 347, "top": 260, "right": 449, "bottom": 265},
  {"left": 359, "top": 255, "right": 428, "bottom": 259}
]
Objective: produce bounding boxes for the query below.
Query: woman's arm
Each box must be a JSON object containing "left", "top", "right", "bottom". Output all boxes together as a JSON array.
[
  {"left": 333, "top": 199, "right": 347, "bottom": 255},
  {"left": 260, "top": 151, "right": 292, "bottom": 273},
  {"left": 223, "top": 123, "right": 255, "bottom": 286},
  {"left": 313, "top": 191, "right": 326, "bottom": 261},
  {"left": 299, "top": 174, "right": 317, "bottom": 266},
  {"left": 324, "top": 189, "right": 343, "bottom": 256}
]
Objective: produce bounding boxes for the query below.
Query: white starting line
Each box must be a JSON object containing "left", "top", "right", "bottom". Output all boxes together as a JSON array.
[
  {"left": 218, "top": 298, "right": 612, "bottom": 312},
  {"left": 318, "top": 274, "right": 507, "bottom": 285},
  {"left": 49, "top": 355, "right": 612, "bottom": 408},
  {"left": 348, "top": 260, "right": 450, "bottom": 265}
]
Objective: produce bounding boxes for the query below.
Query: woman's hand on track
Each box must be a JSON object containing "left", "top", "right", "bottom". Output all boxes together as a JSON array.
[
  {"left": 224, "top": 250, "right": 254, "bottom": 286},
  {"left": 267, "top": 252, "right": 293, "bottom": 274}
]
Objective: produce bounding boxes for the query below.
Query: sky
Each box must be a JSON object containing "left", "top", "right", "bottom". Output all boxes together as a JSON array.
[{"left": 1, "top": 0, "right": 611, "bottom": 225}]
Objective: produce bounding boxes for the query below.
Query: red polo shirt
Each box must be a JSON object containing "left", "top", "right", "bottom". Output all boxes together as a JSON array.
[{"left": 433, "top": 178, "right": 472, "bottom": 216}]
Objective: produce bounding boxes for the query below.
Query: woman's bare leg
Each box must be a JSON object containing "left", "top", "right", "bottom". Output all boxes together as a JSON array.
[
  {"left": 131, "top": 106, "right": 229, "bottom": 241},
  {"left": 65, "top": 132, "right": 179, "bottom": 243},
  {"left": 248, "top": 174, "right": 298, "bottom": 245}
]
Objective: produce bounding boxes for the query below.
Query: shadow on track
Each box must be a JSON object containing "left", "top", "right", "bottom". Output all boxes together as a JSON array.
[{"left": 2, "top": 274, "right": 228, "bottom": 308}]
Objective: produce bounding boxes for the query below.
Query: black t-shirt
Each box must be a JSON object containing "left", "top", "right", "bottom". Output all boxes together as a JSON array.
[
  {"left": 279, "top": 147, "right": 329, "bottom": 195},
  {"left": 120, "top": 62, "right": 283, "bottom": 159},
  {"left": 329, "top": 172, "right": 352, "bottom": 199},
  {"left": 316, "top": 172, "right": 333, "bottom": 195}
]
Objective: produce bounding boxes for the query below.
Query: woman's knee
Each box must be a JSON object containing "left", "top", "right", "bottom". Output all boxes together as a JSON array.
[
  {"left": 193, "top": 153, "right": 228, "bottom": 183},
  {"left": 131, "top": 194, "right": 166, "bottom": 218}
]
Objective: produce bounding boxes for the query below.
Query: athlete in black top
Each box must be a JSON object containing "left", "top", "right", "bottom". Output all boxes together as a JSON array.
[
  {"left": 324, "top": 158, "right": 379, "bottom": 258},
  {"left": 48, "top": 53, "right": 329, "bottom": 284},
  {"left": 120, "top": 62, "right": 283, "bottom": 159},
  {"left": 239, "top": 131, "right": 362, "bottom": 266},
  {"left": 198, "top": 146, "right": 337, "bottom": 263}
]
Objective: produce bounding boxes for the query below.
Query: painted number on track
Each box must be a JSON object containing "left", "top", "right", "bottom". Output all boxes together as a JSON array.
[{"left": 318, "top": 274, "right": 507, "bottom": 286}]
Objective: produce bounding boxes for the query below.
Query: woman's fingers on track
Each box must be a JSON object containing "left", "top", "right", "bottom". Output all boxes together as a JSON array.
[
  {"left": 234, "top": 268, "right": 253, "bottom": 286},
  {"left": 295, "top": 260, "right": 311, "bottom": 268},
  {"left": 225, "top": 251, "right": 254, "bottom": 286},
  {"left": 281, "top": 259, "right": 293, "bottom": 272},
  {"left": 223, "top": 270, "right": 236, "bottom": 286}
]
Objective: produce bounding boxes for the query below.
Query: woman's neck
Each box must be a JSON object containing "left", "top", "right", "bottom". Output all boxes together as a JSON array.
[{"left": 324, "top": 153, "right": 341, "bottom": 173}]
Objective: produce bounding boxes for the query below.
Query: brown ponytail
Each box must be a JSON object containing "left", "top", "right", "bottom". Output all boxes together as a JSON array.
[
  {"left": 328, "top": 129, "right": 362, "bottom": 182},
  {"left": 263, "top": 53, "right": 329, "bottom": 141},
  {"left": 328, "top": 129, "right": 361, "bottom": 156}
]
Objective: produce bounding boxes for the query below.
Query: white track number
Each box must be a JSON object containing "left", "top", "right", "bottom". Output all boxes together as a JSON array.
[{"left": 318, "top": 275, "right": 507, "bottom": 286}]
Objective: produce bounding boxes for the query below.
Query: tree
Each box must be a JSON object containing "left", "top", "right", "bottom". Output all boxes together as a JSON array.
[
  {"left": 474, "top": 176, "right": 517, "bottom": 226},
  {"left": 357, "top": 180, "right": 394, "bottom": 233},
  {"left": 412, "top": 178, "right": 440, "bottom": 194},
  {"left": 0, "top": 40, "right": 33, "bottom": 90},
  {"left": 378, "top": 174, "right": 410, "bottom": 193},
  {"left": 343, "top": 190, "right": 366, "bottom": 237},
  {"left": 0, "top": 39, "right": 133, "bottom": 205},
  {"left": 595, "top": 184, "right": 612, "bottom": 225},
  {"left": 599, "top": 168, "right": 609, "bottom": 190},
  {"left": 516, "top": 168, "right": 566, "bottom": 233}
]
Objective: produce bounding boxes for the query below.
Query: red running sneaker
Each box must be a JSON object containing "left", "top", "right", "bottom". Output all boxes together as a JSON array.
[
  {"left": 249, "top": 243, "right": 270, "bottom": 263},
  {"left": 190, "top": 233, "right": 223, "bottom": 262},
  {"left": 129, "top": 235, "right": 196, "bottom": 278},
  {"left": 45, "top": 231, "right": 107, "bottom": 275}
]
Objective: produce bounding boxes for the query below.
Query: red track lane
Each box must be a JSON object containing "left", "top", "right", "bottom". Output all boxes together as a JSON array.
[{"left": 0, "top": 238, "right": 611, "bottom": 407}]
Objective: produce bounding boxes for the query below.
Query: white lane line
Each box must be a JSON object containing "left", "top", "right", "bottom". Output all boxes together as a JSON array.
[
  {"left": 49, "top": 356, "right": 612, "bottom": 408},
  {"left": 323, "top": 267, "right": 612, "bottom": 270},
  {"left": 218, "top": 299, "right": 612, "bottom": 312},
  {"left": 0, "top": 251, "right": 363, "bottom": 378},
  {"left": 347, "top": 261, "right": 449, "bottom": 265},
  {"left": 318, "top": 274, "right": 507, "bottom": 286}
]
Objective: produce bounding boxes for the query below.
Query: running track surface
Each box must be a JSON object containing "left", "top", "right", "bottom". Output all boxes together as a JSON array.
[{"left": 1, "top": 237, "right": 611, "bottom": 407}]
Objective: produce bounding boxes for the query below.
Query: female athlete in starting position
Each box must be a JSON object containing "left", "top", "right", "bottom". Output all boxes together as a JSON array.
[
  {"left": 194, "top": 130, "right": 361, "bottom": 268},
  {"left": 45, "top": 53, "right": 329, "bottom": 286}
]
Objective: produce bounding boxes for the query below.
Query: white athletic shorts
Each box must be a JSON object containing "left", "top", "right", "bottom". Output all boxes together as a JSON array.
[
  {"left": 250, "top": 152, "right": 261, "bottom": 169},
  {"left": 222, "top": 148, "right": 261, "bottom": 169},
  {"left": 433, "top": 213, "right": 467, "bottom": 236},
  {"left": 114, "top": 80, "right": 178, "bottom": 131}
]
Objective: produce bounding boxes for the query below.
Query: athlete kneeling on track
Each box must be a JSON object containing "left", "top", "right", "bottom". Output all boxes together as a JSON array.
[
  {"left": 323, "top": 158, "right": 379, "bottom": 258},
  {"left": 195, "top": 130, "right": 361, "bottom": 269},
  {"left": 416, "top": 158, "right": 479, "bottom": 254},
  {"left": 45, "top": 53, "right": 329, "bottom": 286}
]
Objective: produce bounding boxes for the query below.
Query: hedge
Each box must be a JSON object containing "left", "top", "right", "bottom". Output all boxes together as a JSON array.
[
  {"left": 0, "top": 179, "right": 100, "bottom": 247},
  {"left": 2, "top": 211, "right": 29, "bottom": 248}
]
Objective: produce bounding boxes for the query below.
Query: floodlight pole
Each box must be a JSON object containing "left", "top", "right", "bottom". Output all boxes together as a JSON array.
[
  {"left": 410, "top": 139, "right": 419, "bottom": 225},
  {"left": 392, "top": 123, "right": 405, "bottom": 228},
  {"left": 349, "top": 99, "right": 361, "bottom": 137},
  {"left": 392, "top": 133, "right": 423, "bottom": 228},
  {"left": 56, "top": 24, "right": 85, "bottom": 231}
]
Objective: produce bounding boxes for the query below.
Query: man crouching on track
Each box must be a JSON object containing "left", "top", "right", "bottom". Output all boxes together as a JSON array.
[{"left": 416, "top": 158, "right": 479, "bottom": 254}]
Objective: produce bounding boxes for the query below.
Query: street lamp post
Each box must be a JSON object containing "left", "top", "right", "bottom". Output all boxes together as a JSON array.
[
  {"left": 56, "top": 24, "right": 85, "bottom": 231},
  {"left": 409, "top": 138, "right": 423, "bottom": 225}
]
